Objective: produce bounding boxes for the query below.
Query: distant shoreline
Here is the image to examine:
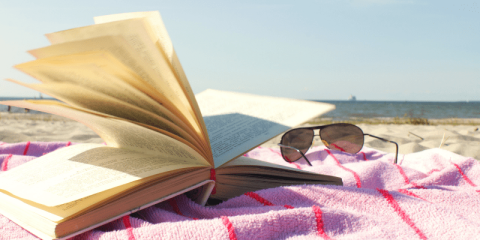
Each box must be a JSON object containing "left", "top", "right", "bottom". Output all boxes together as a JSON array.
[
  {"left": 1, "top": 97, "right": 478, "bottom": 103},
  {"left": 0, "top": 112, "right": 73, "bottom": 121},
  {"left": 1, "top": 98, "right": 479, "bottom": 122},
  {"left": 0, "top": 97, "right": 57, "bottom": 100},
  {"left": 1, "top": 112, "right": 479, "bottom": 126},
  {"left": 312, "top": 100, "right": 480, "bottom": 103},
  {"left": 310, "top": 117, "right": 480, "bottom": 126}
]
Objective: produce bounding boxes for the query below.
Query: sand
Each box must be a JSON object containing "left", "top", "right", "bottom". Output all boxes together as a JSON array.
[
  {"left": 0, "top": 113, "right": 103, "bottom": 144},
  {"left": 1, "top": 113, "right": 479, "bottom": 160}
]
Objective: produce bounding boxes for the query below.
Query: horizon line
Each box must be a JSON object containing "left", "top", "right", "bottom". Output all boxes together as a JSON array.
[{"left": 1, "top": 96, "right": 479, "bottom": 103}]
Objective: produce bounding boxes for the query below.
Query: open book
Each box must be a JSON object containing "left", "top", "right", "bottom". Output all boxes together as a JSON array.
[{"left": 0, "top": 11, "right": 342, "bottom": 239}]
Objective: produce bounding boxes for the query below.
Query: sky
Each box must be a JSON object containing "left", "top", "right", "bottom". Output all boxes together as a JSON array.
[{"left": 0, "top": 0, "right": 478, "bottom": 101}]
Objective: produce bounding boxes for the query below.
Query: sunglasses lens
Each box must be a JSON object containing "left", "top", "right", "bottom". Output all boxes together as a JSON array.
[
  {"left": 280, "top": 129, "right": 314, "bottom": 162},
  {"left": 320, "top": 124, "right": 364, "bottom": 154}
]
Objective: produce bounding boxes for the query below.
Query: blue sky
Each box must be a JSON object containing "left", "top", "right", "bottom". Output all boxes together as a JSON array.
[{"left": 0, "top": 0, "right": 478, "bottom": 101}]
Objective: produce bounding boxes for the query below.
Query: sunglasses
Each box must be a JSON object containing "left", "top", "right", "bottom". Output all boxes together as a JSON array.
[{"left": 278, "top": 123, "right": 398, "bottom": 166}]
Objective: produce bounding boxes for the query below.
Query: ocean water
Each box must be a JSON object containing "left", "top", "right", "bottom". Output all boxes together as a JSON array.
[
  {"left": 315, "top": 100, "right": 480, "bottom": 120},
  {"left": 0, "top": 97, "right": 52, "bottom": 114},
  {"left": 1, "top": 97, "right": 479, "bottom": 120}
]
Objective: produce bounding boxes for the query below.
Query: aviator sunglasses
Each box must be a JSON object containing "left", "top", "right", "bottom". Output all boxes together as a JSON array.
[{"left": 278, "top": 123, "right": 398, "bottom": 166}]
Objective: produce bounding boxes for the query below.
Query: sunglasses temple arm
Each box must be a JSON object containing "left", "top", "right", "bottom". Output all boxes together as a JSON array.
[
  {"left": 364, "top": 134, "right": 399, "bottom": 164},
  {"left": 301, "top": 152, "right": 313, "bottom": 166},
  {"left": 278, "top": 144, "right": 313, "bottom": 166}
]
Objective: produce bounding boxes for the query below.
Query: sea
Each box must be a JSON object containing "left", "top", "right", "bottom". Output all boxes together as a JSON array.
[
  {"left": 0, "top": 97, "right": 54, "bottom": 114},
  {"left": 1, "top": 97, "right": 479, "bottom": 120},
  {"left": 313, "top": 100, "right": 480, "bottom": 121}
]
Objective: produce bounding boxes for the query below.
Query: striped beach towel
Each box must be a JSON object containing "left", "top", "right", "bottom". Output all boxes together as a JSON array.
[{"left": 1, "top": 141, "right": 479, "bottom": 239}]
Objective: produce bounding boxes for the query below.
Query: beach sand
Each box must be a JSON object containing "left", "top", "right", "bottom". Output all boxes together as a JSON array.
[
  {"left": 0, "top": 113, "right": 103, "bottom": 144},
  {"left": 1, "top": 113, "right": 479, "bottom": 160}
]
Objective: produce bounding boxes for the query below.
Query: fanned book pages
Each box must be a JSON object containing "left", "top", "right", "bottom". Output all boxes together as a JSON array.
[{"left": 0, "top": 11, "right": 342, "bottom": 240}]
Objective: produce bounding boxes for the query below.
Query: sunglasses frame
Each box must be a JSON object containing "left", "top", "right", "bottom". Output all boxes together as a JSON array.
[{"left": 279, "top": 123, "right": 399, "bottom": 166}]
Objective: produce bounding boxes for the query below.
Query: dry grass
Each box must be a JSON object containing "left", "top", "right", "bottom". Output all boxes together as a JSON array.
[{"left": 392, "top": 114, "right": 430, "bottom": 125}]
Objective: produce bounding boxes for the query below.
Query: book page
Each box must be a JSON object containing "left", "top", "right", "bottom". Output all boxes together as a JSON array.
[
  {"left": 217, "top": 157, "right": 343, "bottom": 182},
  {"left": 196, "top": 89, "right": 335, "bottom": 167},
  {"left": 93, "top": 12, "right": 211, "bottom": 159},
  {"left": 29, "top": 36, "right": 167, "bottom": 102},
  {"left": 28, "top": 36, "right": 202, "bottom": 139},
  {"left": 17, "top": 51, "right": 180, "bottom": 124},
  {"left": 0, "top": 144, "right": 208, "bottom": 206},
  {"left": 0, "top": 169, "right": 211, "bottom": 224},
  {"left": 45, "top": 18, "right": 206, "bottom": 147},
  {"left": 16, "top": 50, "right": 206, "bottom": 150},
  {"left": 6, "top": 81, "right": 204, "bottom": 153},
  {"left": 0, "top": 100, "right": 212, "bottom": 164},
  {"left": 213, "top": 156, "right": 342, "bottom": 200},
  {"left": 93, "top": 12, "right": 174, "bottom": 62}
]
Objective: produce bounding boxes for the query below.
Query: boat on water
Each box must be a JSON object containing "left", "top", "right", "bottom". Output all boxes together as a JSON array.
[{"left": 348, "top": 95, "right": 357, "bottom": 101}]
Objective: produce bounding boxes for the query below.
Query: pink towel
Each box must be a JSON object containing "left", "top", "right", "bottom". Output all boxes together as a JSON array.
[{"left": 1, "top": 141, "right": 479, "bottom": 239}]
